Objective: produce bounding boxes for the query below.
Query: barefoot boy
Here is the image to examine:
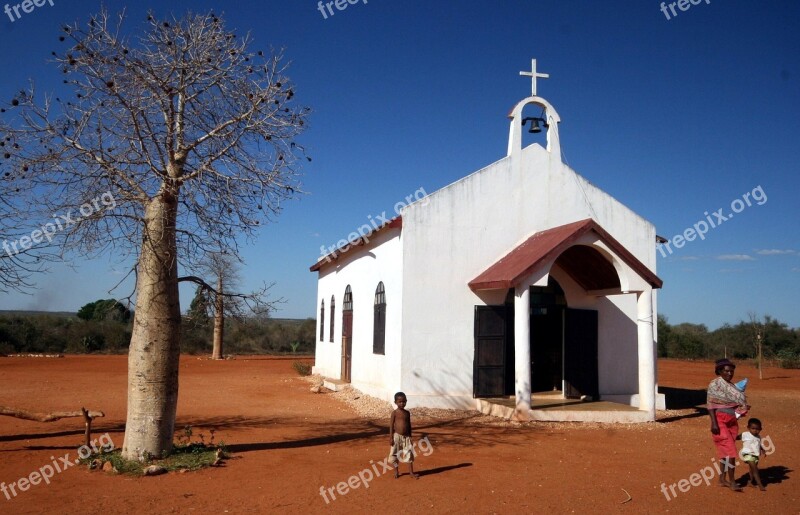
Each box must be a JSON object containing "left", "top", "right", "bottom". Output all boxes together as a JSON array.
[
  {"left": 389, "top": 391, "right": 419, "bottom": 479},
  {"left": 739, "top": 417, "right": 767, "bottom": 490}
]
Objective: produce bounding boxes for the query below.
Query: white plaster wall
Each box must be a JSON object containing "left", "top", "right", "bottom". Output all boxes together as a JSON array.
[
  {"left": 399, "top": 142, "right": 659, "bottom": 408},
  {"left": 312, "top": 227, "right": 403, "bottom": 402}
]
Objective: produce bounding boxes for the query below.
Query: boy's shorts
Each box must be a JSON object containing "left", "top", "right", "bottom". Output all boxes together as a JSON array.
[
  {"left": 741, "top": 453, "right": 759, "bottom": 464},
  {"left": 388, "top": 433, "right": 414, "bottom": 464}
]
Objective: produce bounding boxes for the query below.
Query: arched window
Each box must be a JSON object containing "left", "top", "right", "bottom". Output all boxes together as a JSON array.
[
  {"left": 343, "top": 285, "right": 353, "bottom": 311},
  {"left": 329, "top": 296, "right": 335, "bottom": 342},
  {"left": 373, "top": 282, "right": 386, "bottom": 355},
  {"left": 319, "top": 300, "right": 325, "bottom": 342}
]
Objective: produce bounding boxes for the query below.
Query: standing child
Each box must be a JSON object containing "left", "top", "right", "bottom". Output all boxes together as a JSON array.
[
  {"left": 739, "top": 418, "right": 767, "bottom": 491},
  {"left": 389, "top": 392, "right": 419, "bottom": 479}
]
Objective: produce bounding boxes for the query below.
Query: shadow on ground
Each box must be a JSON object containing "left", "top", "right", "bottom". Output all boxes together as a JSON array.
[
  {"left": 659, "top": 386, "right": 706, "bottom": 409},
  {"left": 417, "top": 463, "right": 472, "bottom": 477}
]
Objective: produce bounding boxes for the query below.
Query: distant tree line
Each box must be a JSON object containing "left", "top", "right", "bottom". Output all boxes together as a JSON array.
[
  {"left": 182, "top": 311, "right": 316, "bottom": 355},
  {"left": 658, "top": 315, "right": 800, "bottom": 368},
  {"left": 0, "top": 300, "right": 316, "bottom": 356},
  {"left": 3, "top": 304, "right": 796, "bottom": 367}
]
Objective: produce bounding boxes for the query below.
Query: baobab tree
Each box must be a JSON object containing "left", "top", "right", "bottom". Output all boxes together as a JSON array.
[
  {"left": 186, "top": 252, "right": 277, "bottom": 360},
  {"left": 748, "top": 312, "right": 765, "bottom": 379},
  {"left": 0, "top": 10, "right": 309, "bottom": 459}
]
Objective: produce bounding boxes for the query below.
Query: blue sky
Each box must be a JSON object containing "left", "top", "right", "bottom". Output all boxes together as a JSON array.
[{"left": 0, "top": 1, "right": 797, "bottom": 329}]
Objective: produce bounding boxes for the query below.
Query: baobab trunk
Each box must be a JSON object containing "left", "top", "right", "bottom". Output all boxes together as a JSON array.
[
  {"left": 212, "top": 275, "right": 224, "bottom": 360},
  {"left": 122, "top": 189, "right": 181, "bottom": 460}
]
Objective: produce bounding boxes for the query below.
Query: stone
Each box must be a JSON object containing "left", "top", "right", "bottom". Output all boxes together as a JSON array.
[{"left": 143, "top": 465, "right": 167, "bottom": 476}]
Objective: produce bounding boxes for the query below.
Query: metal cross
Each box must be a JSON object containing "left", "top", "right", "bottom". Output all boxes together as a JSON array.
[{"left": 519, "top": 59, "right": 549, "bottom": 97}]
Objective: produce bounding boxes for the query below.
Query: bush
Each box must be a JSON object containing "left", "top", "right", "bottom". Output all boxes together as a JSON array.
[
  {"left": 776, "top": 349, "right": 800, "bottom": 369},
  {"left": 292, "top": 360, "right": 312, "bottom": 376}
]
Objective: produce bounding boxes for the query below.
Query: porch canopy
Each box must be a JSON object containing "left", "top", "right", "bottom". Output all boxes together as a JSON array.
[
  {"left": 469, "top": 218, "right": 662, "bottom": 292},
  {"left": 468, "top": 218, "right": 663, "bottom": 420}
]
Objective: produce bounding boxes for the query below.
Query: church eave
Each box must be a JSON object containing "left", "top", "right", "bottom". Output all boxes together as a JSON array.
[{"left": 309, "top": 216, "right": 402, "bottom": 272}]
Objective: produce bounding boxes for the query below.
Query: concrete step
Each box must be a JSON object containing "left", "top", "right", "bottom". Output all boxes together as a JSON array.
[{"left": 322, "top": 377, "right": 349, "bottom": 392}]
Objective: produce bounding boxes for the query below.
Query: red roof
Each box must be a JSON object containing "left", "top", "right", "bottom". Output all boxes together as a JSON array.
[
  {"left": 309, "top": 216, "right": 402, "bottom": 272},
  {"left": 469, "top": 218, "right": 663, "bottom": 290}
]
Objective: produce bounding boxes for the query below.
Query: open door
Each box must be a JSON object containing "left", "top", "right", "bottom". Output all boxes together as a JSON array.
[
  {"left": 530, "top": 307, "right": 564, "bottom": 392},
  {"left": 473, "top": 305, "right": 510, "bottom": 397},
  {"left": 341, "top": 285, "right": 353, "bottom": 383},
  {"left": 341, "top": 310, "right": 353, "bottom": 382},
  {"left": 564, "top": 308, "right": 598, "bottom": 399}
]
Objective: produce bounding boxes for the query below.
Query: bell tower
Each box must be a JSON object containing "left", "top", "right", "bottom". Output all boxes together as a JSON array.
[{"left": 507, "top": 59, "right": 562, "bottom": 162}]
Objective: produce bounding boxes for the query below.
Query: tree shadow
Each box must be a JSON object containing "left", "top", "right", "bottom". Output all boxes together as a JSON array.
[
  {"left": 174, "top": 415, "right": 282, "bottom": 430},
  {"left": 225, "top": 418, "right": 388, "bottom": 453},
  {"left": 225, "top": 412, "right": 536, "bottom": 454},
  {"left": 417, "top": 462, "right": 472, "bottom": 477},
  {"left": 0, "top": 415, "right": 281, "bottom": 444},
  {"left": 1, "top": 445, "right": 77, "bottom": 452},
  {"left": 0, "top": 423, "right": 126, "bottom": 443}
]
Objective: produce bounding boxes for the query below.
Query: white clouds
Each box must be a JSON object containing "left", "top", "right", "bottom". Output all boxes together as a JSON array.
[
  {"left": 756, "top": 249, "right": 796, "bottom": 255},
  {"left": 716, "top": 254, "right": 756, "bottom": 261}
]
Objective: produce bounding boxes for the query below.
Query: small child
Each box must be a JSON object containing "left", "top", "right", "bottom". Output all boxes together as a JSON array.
[
  {"left": 734, "top": 379, "right": 750, "bottom": 419},
  {"left": 388, "top": 391, "right": 419, "bottom": 479},
  {"left": 739, "top": 417, "right": 767, "bottom": 490}
]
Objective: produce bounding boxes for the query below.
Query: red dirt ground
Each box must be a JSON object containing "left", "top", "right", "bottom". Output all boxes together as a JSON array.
[{"left": 0, "top": 356, "right": 798, "bottom": 514}]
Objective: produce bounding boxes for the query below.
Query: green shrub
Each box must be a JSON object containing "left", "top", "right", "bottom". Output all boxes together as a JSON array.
[
  {"left": 776, "top": 349, "right": 800, "bottom": 369},
  {"left": 80, "top": 426, "right": 227, "bottom": 475}
]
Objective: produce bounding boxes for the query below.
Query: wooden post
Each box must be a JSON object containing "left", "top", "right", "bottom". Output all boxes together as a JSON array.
[
  {"left": 81, "top": 407, "right": 93, "bottom": 448},
  {"left": 757, "top": 333, "right": 763, "bottom": 380}
]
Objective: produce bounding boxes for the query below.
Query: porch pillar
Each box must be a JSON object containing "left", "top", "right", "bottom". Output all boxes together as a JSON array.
[
  {"left": 513, "top": 284, "right": 531, "bottom": 419},
  {"left": 636, "top": 289, "right": 656, "bottom": 419}
]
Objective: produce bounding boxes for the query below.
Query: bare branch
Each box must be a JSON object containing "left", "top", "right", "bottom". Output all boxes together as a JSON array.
[{"left": 0, "top": 9, "right": 310, "bottom": 273}]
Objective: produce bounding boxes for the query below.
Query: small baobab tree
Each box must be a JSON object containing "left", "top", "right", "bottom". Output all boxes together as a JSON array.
[
  {"left": 748, "top": 312, "right": 765, "bottom": 379},
  {"left": 185, "top": 252, "right": 277, "bottom": 360},
  {"left": 0, "top": 10, "right": 309, "bottom": 459}
]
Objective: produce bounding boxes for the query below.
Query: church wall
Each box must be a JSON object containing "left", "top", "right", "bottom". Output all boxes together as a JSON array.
[
  {"left": 398, "top": 142, "right": 659, "bottom": 408},
  {"left": 312, "top": 227, "right": 403, "bottom": 400}
]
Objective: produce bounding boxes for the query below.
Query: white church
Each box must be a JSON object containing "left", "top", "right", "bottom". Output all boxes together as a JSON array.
[{"left": 310, "top": 60, "right": 665, "bottom": 422}]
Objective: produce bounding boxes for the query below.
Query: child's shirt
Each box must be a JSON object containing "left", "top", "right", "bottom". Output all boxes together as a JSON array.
[{"left": 740, "top": 431, "right": 763, "bottom": 458}]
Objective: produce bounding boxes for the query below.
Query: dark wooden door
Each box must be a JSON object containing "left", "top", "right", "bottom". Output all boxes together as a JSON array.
[
  {"left": 564, "top": 308, "right": 598, "bottom": 399},
  {"left": 530, "top": 307, "right": 564, "bottom": 392},
  {"left": 474, "top": 306, "right": 508, "bottom": 397},
  {"left": 341, "top": 310, "right": 353, "bottom": 382}
]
